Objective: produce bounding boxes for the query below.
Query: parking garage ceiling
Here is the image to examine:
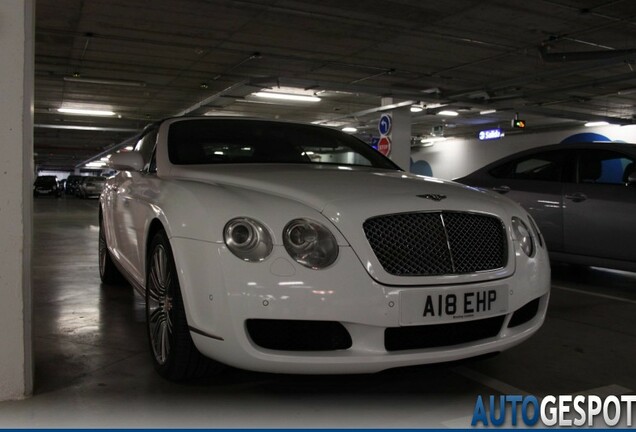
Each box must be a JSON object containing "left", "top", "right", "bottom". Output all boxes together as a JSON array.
[{"left": 35, "top": 0, "right": 636, "bottom": 169}]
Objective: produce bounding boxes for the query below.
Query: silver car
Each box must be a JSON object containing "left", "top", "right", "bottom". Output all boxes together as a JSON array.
[
  {"left": 457, "top": 142, "right": 636, "bottom": 272},
  {"left": 77, "top": 176, "right": 106, "bottom": 199}
]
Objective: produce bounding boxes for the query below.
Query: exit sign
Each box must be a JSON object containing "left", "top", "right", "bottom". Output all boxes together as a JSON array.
[{"left": 478, "top": 128, "right": 504, "bottom": 140}]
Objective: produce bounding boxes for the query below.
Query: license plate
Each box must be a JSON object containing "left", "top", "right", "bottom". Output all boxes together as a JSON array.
[{"left": 399, "top": 285, "right": 508, "bottom": 325}]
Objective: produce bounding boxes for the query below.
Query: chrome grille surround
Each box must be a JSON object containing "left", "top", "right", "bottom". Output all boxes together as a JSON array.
[{"left": 363, "top": 211, "right": 508, "bottom": 276}]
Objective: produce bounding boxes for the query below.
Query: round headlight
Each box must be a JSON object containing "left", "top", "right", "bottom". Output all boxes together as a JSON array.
[
  {"left": 224, "top": 217, "right": 273, "bottom": 262},
  {"left": 283, "top": 218, "right": 339, "bottom": 269},
  {"left": 512, "top": 217, "right": 534, "bottom": 257}
]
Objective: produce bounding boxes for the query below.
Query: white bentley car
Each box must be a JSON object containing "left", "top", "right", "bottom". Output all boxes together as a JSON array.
[{"left": 99, "top": 117, "right": 550, "bottom": 381}]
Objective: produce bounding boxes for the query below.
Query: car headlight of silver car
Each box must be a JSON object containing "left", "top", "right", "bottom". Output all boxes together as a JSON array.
[
  {"left": 511, "top": 217, "right": 534, "bottom": 257},
  {"left": 283, "top": 218, "right": 339, "bottom": 269},
  {"left": 224, "top": 217, "right": 273, "bottom": 262}
]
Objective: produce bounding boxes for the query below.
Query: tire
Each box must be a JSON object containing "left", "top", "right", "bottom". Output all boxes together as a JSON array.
[
  {"left": 146, "top": 229, "right": 222, "bottom": 381},
  {"left": 98, "top": 214, "right": 126, "bottom": 284}
]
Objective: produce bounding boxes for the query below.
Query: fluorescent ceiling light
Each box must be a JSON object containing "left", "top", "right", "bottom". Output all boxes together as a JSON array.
[
  {"left": 64, "top": 76, "right": 146, "bottom": 87},
  {"left": 85, "top": 161, "right": 106, "bottom": 168},
  {"left": 420, "top": 137, "right": 448, "bottom": 143},
  {"left": 437, "top": 110, "right": 458, "bottom": 117},
  {"left": 480, "top": 109, "right": 497, "bottom": 115},
  {"left": 58, "top": 108, "right": 116, "bottom": 116},
  {"left": 35, "top": 124, "right": 138, "bottom": 132},
  {"left": 253, "top": 92, "right": 321, "bottom": 102},
  {"left": 342, "top": 127, "right": 358, "bottom": 133},
  {"left": 410, "top": 105, "right": 424, "bottom": 113},
  {"left": 584, "top": 121, "right": 610, "bottom": 127},
  {"left": 617, "top": 88, "right": 636, "bottom": 96}
]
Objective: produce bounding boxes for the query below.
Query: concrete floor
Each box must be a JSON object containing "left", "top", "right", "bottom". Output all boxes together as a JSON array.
[{"left": 0, "top": 197, "right": 635, "bottom": 427}]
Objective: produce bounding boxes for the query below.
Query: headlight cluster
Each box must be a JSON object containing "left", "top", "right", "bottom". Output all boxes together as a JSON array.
[
  {"left": 283, "top": 218, "right": 339, "bottom": 269},
  {"left": 224, "top": 217, "right": 339, "bottom": 269},
  {"left": 527, "top": 215, "right": 544, "bottom": 248},
  {"left": 224, "top": 217, "right": 273, "bottom": 262},
  {"left": 511, "top": 217, "right": 534, "bottom": 257}
]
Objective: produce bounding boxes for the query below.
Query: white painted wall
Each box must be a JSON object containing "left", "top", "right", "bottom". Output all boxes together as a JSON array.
[
  {"left": 0, "top": 0, "right": 33, "bottom": 400},
  {"left": 37, "top": 170, "right": 71, "bottom": 180},
  {"left": 411, "top": 125, "right": 636, "bottom": 180}
]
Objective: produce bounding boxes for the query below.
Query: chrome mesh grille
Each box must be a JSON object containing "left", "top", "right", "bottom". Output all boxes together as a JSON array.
[{"left": 363, "top": 212, "right": 507, "bottom": 276}]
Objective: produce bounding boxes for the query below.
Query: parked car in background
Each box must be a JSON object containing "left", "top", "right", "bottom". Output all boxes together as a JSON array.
[
  {"left": 457, "top": 142, "right": 636, "bottom": 272},
  {"left": 77, "top": 176, "right": 106, "bottom": 199},
  {"left": 99, "top": 117, "right": 550, "bottom": 381},
  {"left": 33, "top": 175, "right": 62, "bottom": 197},
  {"left": 65, "top": 175, "right": 83, "bottom": 195}
]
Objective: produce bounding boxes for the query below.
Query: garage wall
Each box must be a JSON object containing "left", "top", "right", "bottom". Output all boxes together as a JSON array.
[
  {"left": 0, "top": 0, "right": 33, "bottom": 400},
  {"left": 411, "top": 125, "right": 636, "bottom": 180}
]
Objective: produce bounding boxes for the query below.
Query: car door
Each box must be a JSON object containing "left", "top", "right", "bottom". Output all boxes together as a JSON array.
[
  {"left": 562, "top": 148, "right": 636, "bottom": 262},
  {"left": 482, "top": 150, "right": 567, "bottom": 252},
  {"left": 111, "top": 129, "right": 159, "bottom": 283}
]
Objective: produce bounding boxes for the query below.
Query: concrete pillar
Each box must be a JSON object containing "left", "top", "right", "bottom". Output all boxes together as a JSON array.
[
  {"left": 389, "top": 106, "right": 412, "bottom": 171},
  {"left": 0, "top": 0, "right": 34, "bottom": 400}
]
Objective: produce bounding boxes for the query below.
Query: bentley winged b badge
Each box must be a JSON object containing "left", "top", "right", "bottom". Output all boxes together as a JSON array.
[{"left": 417, "top": 194, "right": 447, "bottom": 201}]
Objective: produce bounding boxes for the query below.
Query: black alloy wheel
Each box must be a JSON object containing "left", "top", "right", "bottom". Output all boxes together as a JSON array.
[{"left": 145, "top": 229, "right": 221, "bottom": 381}]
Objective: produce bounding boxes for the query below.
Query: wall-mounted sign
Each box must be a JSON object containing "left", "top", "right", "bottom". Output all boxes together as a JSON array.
[
  {"left": 478, "top": 128, "right": 505, "bottom": 141},
  {"left": 378, "top": 114, "right": 392, "bottom": 136},
  {"left": 377, "top": 136, "right": 392, "bottom": 156},
  {"left": 376, "top": 113, "right": 393, "bottom": 156},
  {"left": 370, "top": 136, "right": 380, "bottom": 150}
]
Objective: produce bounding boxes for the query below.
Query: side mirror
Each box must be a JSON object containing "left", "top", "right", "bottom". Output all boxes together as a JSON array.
[{"left": 109, "top": 152, "right": 144, "bottom": 171}]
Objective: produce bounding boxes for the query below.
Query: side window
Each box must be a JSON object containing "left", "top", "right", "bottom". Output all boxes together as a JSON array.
[
  {"left": 578, "top": 150, "right": 635, "bottom": 185},
  {"left": 134, "top": 128, "right": 158, "bottom": 171},
  {"left": 490, "top": 151, "right": 563, "bottom": 182}
]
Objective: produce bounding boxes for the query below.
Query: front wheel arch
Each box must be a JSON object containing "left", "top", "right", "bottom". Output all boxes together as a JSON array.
[{"left": 145, "top": 228, "right": 222, "bottom": 380}]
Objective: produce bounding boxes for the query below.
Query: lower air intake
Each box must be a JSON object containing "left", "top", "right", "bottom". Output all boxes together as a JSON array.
[
  {"left": 246, "top": 319, "right": 352, "bottom": 351},
  {"left": 385, "top": 315, "right": 505, "bottom": 351}
]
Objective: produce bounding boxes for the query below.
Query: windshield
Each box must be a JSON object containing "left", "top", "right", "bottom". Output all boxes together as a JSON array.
[
  {"left": 167, "top": 119, "right": 400, "bottom": 170},
  {"left": 35, "top": 176, "right": 57, "bottom": 186}
]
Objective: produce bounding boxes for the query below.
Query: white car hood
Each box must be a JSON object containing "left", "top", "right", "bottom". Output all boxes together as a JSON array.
[
  {"left": 167, "top": 163, "right": 517, "bottom": 286},
  {"left": 167, "top": 163, "right": 507, "bottom": 212}
]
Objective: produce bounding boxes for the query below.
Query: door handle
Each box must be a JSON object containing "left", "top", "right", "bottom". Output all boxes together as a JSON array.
[
  {"left": 565, "top": 193, "right": 587, "bottom": 202},
  {"left": 492, "top": 185, "right": 511, "bottom": 194}
]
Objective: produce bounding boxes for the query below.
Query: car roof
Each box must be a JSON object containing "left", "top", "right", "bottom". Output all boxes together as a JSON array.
[
  {"left": 536, "top": 141, "right": 636, "bottom": 150},
  {"left": 485, "top": 141, "right": 636, "bottom": 166}
]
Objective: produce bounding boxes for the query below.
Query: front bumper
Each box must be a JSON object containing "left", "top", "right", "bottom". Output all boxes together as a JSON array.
[{"left": 170, "top": 238, "right": 550, "bottom": 374}]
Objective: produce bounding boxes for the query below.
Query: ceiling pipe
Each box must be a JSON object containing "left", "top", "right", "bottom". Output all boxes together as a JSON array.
[
  {"left": 446, "top": 53, "right": 636, "bottom": 101},
  {"left": 175, "top": 80, "right": 255, "bottom": 116},
  {"left": 311, "top": 100, "right": 417, "bottom": 125},
  {"left": 518, "top": 106, "right": 632, "bottom": 125},
  {"left": 538, "top": 45, "right": 636, "bottom": 63},
  {"left": 74, "top": 134, "right": 141, "bottom": 169}
]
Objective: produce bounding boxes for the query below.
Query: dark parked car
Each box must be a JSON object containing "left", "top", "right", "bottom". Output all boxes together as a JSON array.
[
  {"left": 457, "top": 142, "right": 636, "bottom": 272},
  {"left": 33, "top": 175, "right": 62, "bottom": 198},
  {"left": 65, "top": 175, "right": 83, "bottom": 195}
]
